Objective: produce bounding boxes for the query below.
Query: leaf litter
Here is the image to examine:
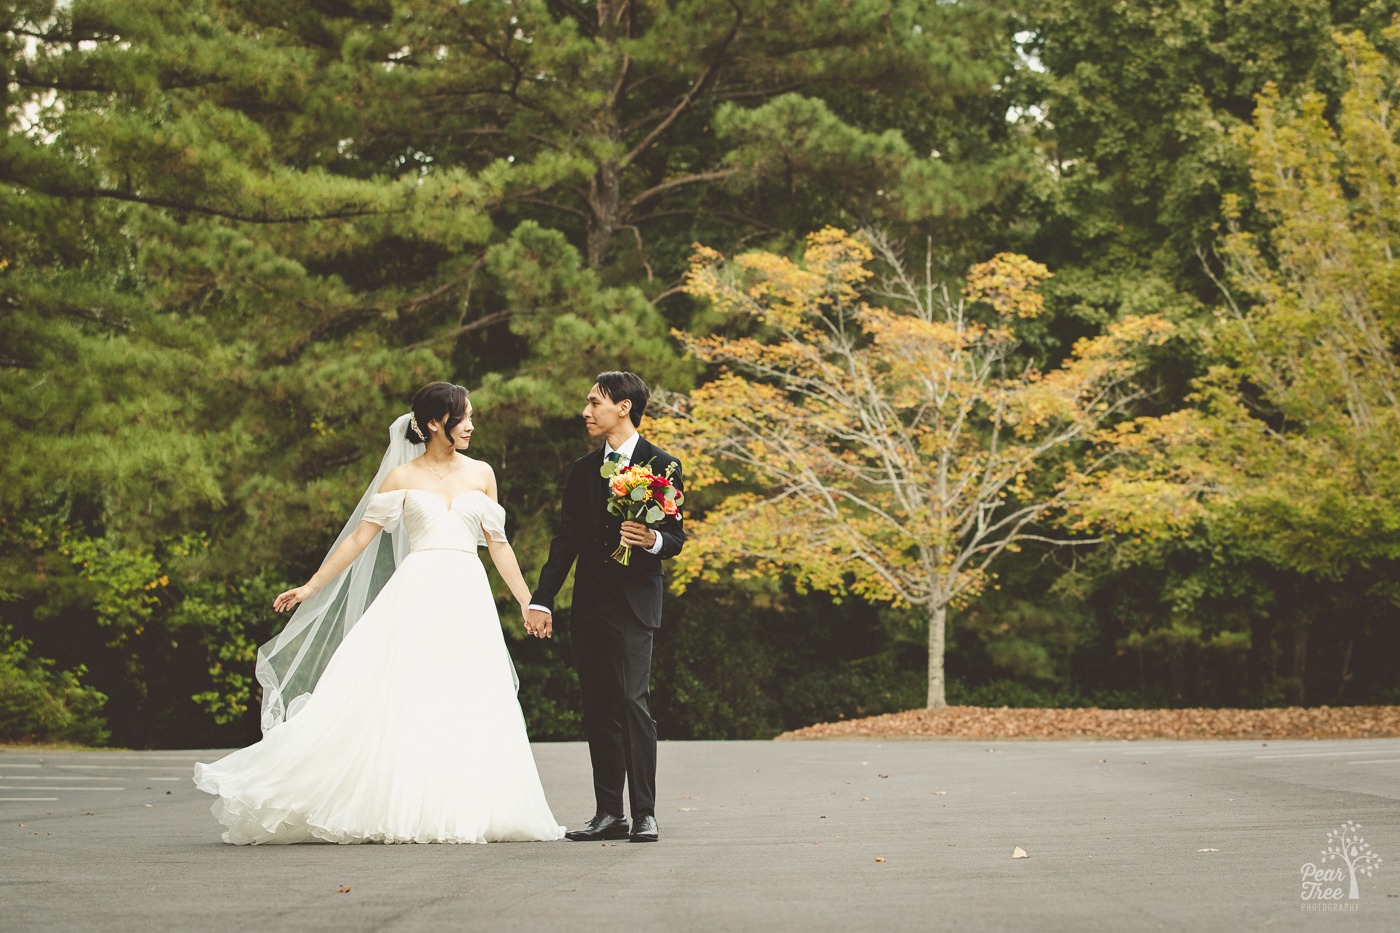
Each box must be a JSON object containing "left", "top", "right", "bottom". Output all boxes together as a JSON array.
[{"left": 777, "top": 706, "right": 1400, "bottom": 741}]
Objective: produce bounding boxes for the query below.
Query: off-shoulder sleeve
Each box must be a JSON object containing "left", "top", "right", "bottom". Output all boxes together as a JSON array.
[
  {"left": 478, "top": 498, "right": 508, "bottom": 547},
  {"left": 363, "top": 490, "right": 406, "bottom": 529}
]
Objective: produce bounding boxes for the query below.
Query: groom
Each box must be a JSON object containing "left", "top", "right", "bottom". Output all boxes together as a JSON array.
[{"left": 525, "top": 371, "right": 685, "bottom": 844}]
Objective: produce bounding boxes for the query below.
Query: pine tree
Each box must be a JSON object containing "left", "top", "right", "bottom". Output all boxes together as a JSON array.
[{"left": 2, "top": 0, "right": 1030, "bottom": 741}]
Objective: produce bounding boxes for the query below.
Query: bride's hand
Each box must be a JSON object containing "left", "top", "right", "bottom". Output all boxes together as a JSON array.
[
  {"left": 523, "top": 606, "right": 552, "bottom": 638},
  {"left": 273, "top": 584, "right": 319, "bottom": 613}
]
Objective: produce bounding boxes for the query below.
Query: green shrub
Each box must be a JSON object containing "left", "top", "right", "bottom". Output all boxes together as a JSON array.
[
  {"left": 0, "top": 626, "right": 110, "bottom": 745},
  {"left": 947, "top": 678, "right": 1181, "bottom": 709},
  {"left": 777, "top": 656, "right": 924, "bottom": 731},
  {"left": 948, "top": 678, "right": 1089, "bottom": 709}
]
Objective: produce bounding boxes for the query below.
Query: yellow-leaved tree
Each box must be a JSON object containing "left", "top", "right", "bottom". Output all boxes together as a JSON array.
[{"left": 649, "top": 229, "right": 1173, "bottom": 708}]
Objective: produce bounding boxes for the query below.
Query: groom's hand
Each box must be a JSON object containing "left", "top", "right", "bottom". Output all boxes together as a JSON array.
[
  {"left": 620, "top": 521, "right": 657, "bottom": 549},
  {"left": 525, "top": 607, "right": 553, "bottom": 638}
]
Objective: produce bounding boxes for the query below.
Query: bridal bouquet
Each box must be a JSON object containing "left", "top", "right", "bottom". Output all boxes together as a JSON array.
[{"left": 600, "top": 458, "right": 683, "bottom": 565}]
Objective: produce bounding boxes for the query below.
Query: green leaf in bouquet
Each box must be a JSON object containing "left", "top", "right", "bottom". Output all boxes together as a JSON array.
[
  {"left": 629, "top": 487, "right": 647, "bottom": 501},
  {"left": 645, "top": 505, "right": 663, "bottom": 523},
  {"left": 600, "top": 460, "right": 620, "bottom": 478}
]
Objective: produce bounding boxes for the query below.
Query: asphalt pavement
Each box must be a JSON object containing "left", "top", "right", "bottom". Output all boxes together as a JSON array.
[{"left": 2, "top": 738, "right": 1398, "bottom": 932}]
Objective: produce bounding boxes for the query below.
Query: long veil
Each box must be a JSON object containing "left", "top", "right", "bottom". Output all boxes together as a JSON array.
[{"left": 254, "top": 413, "right": 420, "bottom": 733}]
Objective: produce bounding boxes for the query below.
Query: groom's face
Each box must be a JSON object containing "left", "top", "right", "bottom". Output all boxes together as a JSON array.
[{"left": 582, "top": 384, "right": 629, "bottom": 439}]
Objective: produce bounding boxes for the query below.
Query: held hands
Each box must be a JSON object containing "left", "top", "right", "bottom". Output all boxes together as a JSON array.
[
  {"left": 619, "top": 521, "right": 657, "bottom": 550},
  {"left": 273, "top": 584, "right": 320, "bottom": 613},
  {"left": 523, "top": 606, "right": 553, "bottom": 639}
]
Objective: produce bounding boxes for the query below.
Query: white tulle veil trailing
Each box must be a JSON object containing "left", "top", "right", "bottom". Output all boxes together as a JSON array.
[{"left": 255, "top": 413, "right": 420, "bottom": 734}]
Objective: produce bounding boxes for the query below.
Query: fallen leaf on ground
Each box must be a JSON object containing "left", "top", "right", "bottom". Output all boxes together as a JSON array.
[
  {"left": 874, "top": 857, "right": 886, "bottom": 863},
  {"left": 337, "top": 885, "right": 351, "bottom": 894},
  {"left": 1012, "top": 847, "right": 1029, "bottom": 859},
  {"left": 775, "top": 705, "right": 1400, "bottom": 741}
]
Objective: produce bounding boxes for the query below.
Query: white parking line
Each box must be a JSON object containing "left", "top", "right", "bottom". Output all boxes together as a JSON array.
[
  {"left": 1076, "top": 745, "right": 1400, "bottom": 760},
  {"left": 55, "top": 762, "right": 189, "bottom": 767},
  {"left": 0, "top": 776, "right": 120, "bottom": 781},
  {"left": 0, "top": 763, "right": 42, "bottom": 768},
  {"left": 1345, "top": 759, "right": 1400, "bottom": 765},
  {"left": 0, "top": 797, "right": 57, "bottom": 801},
  {"left": 56, "top": 755, "right": 197, "bottom": 762},
  {"left": 1254, "top": 750, "right": 1396, "bottom": 760},
  {"left": 0, "top": 786, "right": 125, "bottom": 792}
]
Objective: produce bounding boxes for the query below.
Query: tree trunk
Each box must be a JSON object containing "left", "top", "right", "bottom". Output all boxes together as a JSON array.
[
  {"left": 1246, "top": 613, "right": 1272, "bottom": 700},
  {"left": 1288, "top": 615, "right": 1310, "bottom": 706},
  {"left": 586, "top": 160, "right": 621, "bottom": 269},
  {"left": 1336, "top": 635, "right": 1354, "bottom": 704},
  {"left": 927, "top": 603, "right": 947, "bottom": 709},
  {"left": 585, "top": 1, "right": 629, "bottom": 269}
]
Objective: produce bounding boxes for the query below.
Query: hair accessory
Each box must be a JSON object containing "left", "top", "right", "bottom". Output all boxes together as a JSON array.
[{"left": 409, "top": 413, "right": 425, "bottom": 442}]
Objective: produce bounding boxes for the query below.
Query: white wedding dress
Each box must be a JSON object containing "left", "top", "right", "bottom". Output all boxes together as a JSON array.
[{"left": 193, "top": 488, "right": 565, "bottom": 845}]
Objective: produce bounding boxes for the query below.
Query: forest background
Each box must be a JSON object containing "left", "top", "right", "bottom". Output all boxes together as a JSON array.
[{"left": 3, "top": 0, "right": 1398, "bottom": 748}]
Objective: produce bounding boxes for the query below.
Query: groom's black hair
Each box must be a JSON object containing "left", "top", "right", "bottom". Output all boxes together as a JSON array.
[{"left": 595, "top": 371, "right": 649, "bottom": 428}]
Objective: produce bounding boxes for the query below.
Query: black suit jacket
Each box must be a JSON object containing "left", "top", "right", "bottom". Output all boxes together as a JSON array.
[{"left": 531, "top": 437, "right": 685, "bottom": 629}]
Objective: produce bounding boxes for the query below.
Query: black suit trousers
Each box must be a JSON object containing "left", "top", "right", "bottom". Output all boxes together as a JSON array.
[{"left": 572, "top": 587, "right": 657, "bottom": 820}]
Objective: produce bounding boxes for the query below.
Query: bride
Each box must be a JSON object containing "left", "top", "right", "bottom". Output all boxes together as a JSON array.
[{"left": 193, "top": 381, "right": 565, "bottom": 845}]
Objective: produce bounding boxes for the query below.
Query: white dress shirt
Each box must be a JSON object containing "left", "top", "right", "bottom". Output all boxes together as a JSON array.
[{"left": 528, "top": 432, "right": 663, "bottom": 616}]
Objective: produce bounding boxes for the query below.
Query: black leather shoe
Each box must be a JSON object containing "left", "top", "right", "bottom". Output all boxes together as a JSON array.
[
  {"left": 565, "top": 812, "right": 630, "bottom": 842},
  {"left": 629, "top": 814, "right": 659, "bottom": 843}
]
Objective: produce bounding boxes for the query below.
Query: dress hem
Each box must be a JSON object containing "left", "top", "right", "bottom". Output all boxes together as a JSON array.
[{"left": 193, "top": 769, "right": 565, "bottom": 846}]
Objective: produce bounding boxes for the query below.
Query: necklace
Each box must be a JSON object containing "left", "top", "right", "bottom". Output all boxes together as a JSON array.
[{"left": 421, "top": 456, "right": 458, "bottom": 480}]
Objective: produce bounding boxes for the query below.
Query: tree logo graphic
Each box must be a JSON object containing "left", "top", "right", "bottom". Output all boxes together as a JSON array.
[{"left": 1301, "top": 820, "right": 1382, "bottom": 904}]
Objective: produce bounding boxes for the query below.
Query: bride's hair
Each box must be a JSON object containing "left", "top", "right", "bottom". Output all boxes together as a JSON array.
[{"left": 407, "top": 381, "right": 469, "bottom": 443}]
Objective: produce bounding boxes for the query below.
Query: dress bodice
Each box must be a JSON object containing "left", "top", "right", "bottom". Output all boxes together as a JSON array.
[{"left": 364, "top": 488, "right": 507, "bottom": 552}]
